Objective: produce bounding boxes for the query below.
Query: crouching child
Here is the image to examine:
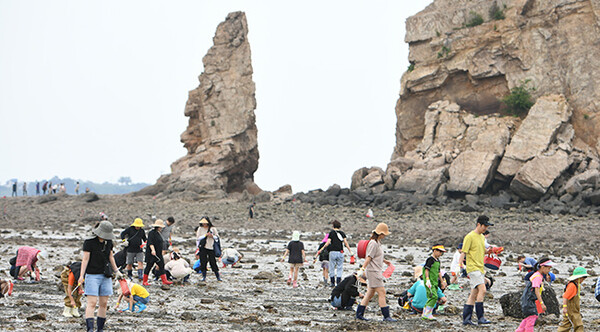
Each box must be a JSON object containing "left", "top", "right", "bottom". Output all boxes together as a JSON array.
[
  {"left": 330, "top": 271, "right": 364, "bottom": 310},
  {"left": 116, "top": 279, "right": 150, "bottom": 313},
  {"left": 60, "top": 262, "right": 82, "bottom": 318}
]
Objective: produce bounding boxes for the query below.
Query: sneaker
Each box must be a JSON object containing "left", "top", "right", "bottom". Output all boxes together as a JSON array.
[{"left": 447, "top": 284, "right": 461, "bottom": 290}]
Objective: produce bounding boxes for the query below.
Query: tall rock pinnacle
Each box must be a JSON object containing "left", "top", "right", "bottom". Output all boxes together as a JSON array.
[{"left": 140, "top": 11, "right": 259, "bottom": 199}]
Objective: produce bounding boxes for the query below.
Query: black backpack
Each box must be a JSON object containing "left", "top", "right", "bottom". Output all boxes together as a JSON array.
[{"left": 69, "top": 262, "right": 82, "bottom": 281}]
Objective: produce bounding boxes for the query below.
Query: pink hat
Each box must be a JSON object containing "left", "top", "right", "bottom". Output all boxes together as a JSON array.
[{"left": 540, "top": 260, "right": 555, "bottom": 267}]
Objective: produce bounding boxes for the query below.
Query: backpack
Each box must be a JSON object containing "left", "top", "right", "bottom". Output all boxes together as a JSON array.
[{"left": 69, "top": 262, "right": 82, "bottom": 281}]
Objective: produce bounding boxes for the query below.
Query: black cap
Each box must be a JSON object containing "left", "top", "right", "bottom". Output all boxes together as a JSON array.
[{"left": 477, "top": 215, "right": 494, "bottom": 226}]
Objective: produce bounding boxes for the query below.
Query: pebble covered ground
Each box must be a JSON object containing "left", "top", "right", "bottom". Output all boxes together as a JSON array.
[{"left": 1, "top": 194, "right": 600, "bottom": 331}]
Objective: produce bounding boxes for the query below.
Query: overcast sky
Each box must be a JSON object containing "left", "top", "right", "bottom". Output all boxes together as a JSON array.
[{"left": 0, "top": 0, "right": 432, "bottom": 192}]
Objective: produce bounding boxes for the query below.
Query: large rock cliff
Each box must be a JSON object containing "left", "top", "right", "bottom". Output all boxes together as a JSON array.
[{"left": 139, "top": 12, "right": 259, "bottom": 199}]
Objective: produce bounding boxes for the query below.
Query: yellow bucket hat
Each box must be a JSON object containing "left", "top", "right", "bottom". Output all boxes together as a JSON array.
[{"left": 131, "top": 218, "right": 144, "bottom": 227}]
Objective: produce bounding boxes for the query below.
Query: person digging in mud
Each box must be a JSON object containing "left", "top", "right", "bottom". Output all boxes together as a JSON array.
[
  {"left": 356, "top": 222, "right": 396, "bottom": 322},
  {"left": 221, "top": 247, "right": 243, "bottom": 267},
  {"left": 115, "top": 279, "right": 150, "bottom": 313},
  {"left": 518, "top": 256, "right": 556, "bottom": 284},
  {"left": 402, "top": 275, "right": 447, "bottom": 315},
  {"left": 422, "top": 244, "right": 447, "bottom": 321},
  {"left": 314, "top": 232, "right": 330, "bottom": 284},
  {"left": 11, "top": 246, "right": 47, "bottom": 281},
  {"left": 557, "top": 266, "right": 589, "bottom": 332},
  {"left": 515, "top": 257, "right": 555, "bottom": 332},
  {"left": 281, "top": 230, "right": 306, "bottom": 288},
  {"left": 143, "top": 219, "right": 172, "bottom": 286},
  {"left": 0, "top": 278, "right": 13, "bottom": 298},
  {"left": 60, "top": 261, "right": 83, "bottom": 318},
  {"left": 196, "top": 217, "right": 222, "bottom": 282},
  {"left": 318, "top": 220, "right": 354, "bottom": 287},
  {"left": 79, "top": 220, "right": 123, "bottom": 332},
  {"left": 161, "top": 216, "right": 175, "bottom": 258},
  {"left": 330, "top": 270, "right": 364, "bottom": 310},
  {"left": 120, "top": 218, "right": 147, "bottom": 281},
  {"left": 460, "top": 215, "right": 493, "bottom": 326},
  {"left": 164, "top": 250, "right": 193, "bottom": 283}
]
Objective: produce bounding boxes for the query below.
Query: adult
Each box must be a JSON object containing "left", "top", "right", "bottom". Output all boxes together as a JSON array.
[
  {"left": 79, "top": 220, "right": 122, "bottom": 332},
  {"left": 318, "top": 220, "right": 354, "bottom": 286},
  {"left": 11, "top": 182, "right": 17, "bottom": 197},
  {"left": 161, "top": 216, "right": 176, "bottom": 257},
  {"left": 143, "top": 219, "right": 172, "bottom": 286},
  {"left": 460, "top": 215, "right": 493, "bottom": 326},
  {"left": 196, "top": 217, "right": 221, "bottom": 281},
  {"left": 42, "top": 182, "right": 48, "bottom": 195},
  {"left": 12, "top": 246, "right": 47, "bottom": 281},
  {"left": 35, "top": 182, "right": 40, "bottom": 195},
  {"left": 22, "top": 182, "right": 27, "bottom": 196},
  {"left": 120, "top": 218, "right": 147, "bottom": 280},
  {"left": 248, "top": 202, "right": 255, "bottom": 221},
  {"left": 330, "top": 271, "right": 363, "bottom": 310},
  {"left": 222, "top": 247, "right": 243, "bottom": 267},
  {"left": 356, "top": 223, "right": 396, "bottom": 322},
  {"left": 75, "top": 181, "right": 80, "bottom": 195},
  {"left": 164, "top": 250, "right": 193, "bottom": 283}
]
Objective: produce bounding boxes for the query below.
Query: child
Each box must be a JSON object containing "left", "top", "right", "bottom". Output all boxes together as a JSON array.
[
  {"left": 515, "top": 257, "right": 555, "bottom": 332},
  {"left": 60, "top": 262, "right": 83, "bottom": 318},
  {"left": 449, "top": 243, "right": 462, "bottom": 289},
  {"left": 422, "top": 244, "right": 447, "bottom": 321},
  {"left": 557, "top": 266, "right": 589, "bottom": 332},
  {"left": 0, "top": 278, "right": 14, "bottom": 298},
  {"left": 116, "top": 279, "right": 150, "bottom": 313},
  {"left": 281, "top": 231, "right": 306, "bottom": 288},
  {"left": 314, "top": 233, "right": 329, "bottom": 284}
]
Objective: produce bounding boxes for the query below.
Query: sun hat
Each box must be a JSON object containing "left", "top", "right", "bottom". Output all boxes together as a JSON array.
[
  {"left": 37, "top": 250, "right": 48, "bottom": 261},
  {"left": 432, "top": 244, "right": 447, "bottom": 252},
  {"left": 372, "top": 223, "right": 391, "bottom": 235},
  {"left": 568, "top": 266, "right": 590, "bottom": 281},
  {"left": 539, "top": 260, "right": 556, "bottom": 267},
  {"left": 152, "top": 219, "right": 165, "bottom": 228},
  {"left": 292, "top": 231, "right": 300, "bottom": 241},
  {"left": 199, "top": 218, "right": 209, "bottom": 224},
  {"left": 131, "top": 218, "right": 144, "bottom": 227},
  {"left": 92, "top": 220, "right": 116, "bottom": 240}
]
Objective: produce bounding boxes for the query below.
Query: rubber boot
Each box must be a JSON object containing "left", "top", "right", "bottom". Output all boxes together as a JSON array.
[
  {"left": 356, "top": 304, "right": 369, "bottom": 320},
  {"left": 136, "top": 303, "right": 147, "bottom": 313},
  {"left": 462, "top": 304, "right": 476, "bottom": 325},
  {"left": 421, "top": 306, "right": 436, "bottom": 321},
  {"left": 330, "top": 277, "right": 336, "bottom": 287},
  {"left": 160, "top": 274, "right": 173, "bottom": 285},
  {"left": 475, "top": 302, "right": 491, "bottom": 324},
  {"left": 323, "top": 276, "right": 327, "bottom": 284},
  {"left": 215, "top": 271, "right": 222, "bottom": 281},
  {"left": 381, "top": 306, "right": 397, "bottom": 322},
  {"left": 142, "top": 274, "right": 150, "bottom": 286},
  {"left": 127, "top": 269, "right": 133, "bottom": 280},
  {"left": 137, "top": 269, "right": 143, "bottom": 280},
  {"left": 201, "top": 271, "right": 207, "bottom": 282},
  {"left": 62, "top": 306, "right": 73, "bottom": 318},
  {"left": 85, "top": 318, "right": 94, "bottom": 332},
  {"left": 336, "top": 277, "right": 341, "bottom": 285},
  {"left": 97, "top": 316, "right": 106, "bottom": 332},
  {"left": 71, "top": 306, "right": 81, "bottom": 317}
]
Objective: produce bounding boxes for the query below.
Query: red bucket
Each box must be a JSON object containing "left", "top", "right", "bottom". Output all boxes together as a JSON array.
[
  {"left": 357, "top": 240, "right": 369, "bottom": 259},
  {"left": 484, "top": 255, "right": 501, "bottom": 270},
  {"left": 119, "top": 279, "right": 131, "bottom": 296}
]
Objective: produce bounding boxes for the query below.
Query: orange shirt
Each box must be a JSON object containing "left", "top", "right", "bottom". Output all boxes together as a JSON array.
[
  {"left": 563, "top": 282, "right": 577, "bottom": 300},
  {"left": 68, "top": 272, "right": 76, "bottom": 286}
]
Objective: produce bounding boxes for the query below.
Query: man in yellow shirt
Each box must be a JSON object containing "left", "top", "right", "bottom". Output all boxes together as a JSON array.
[
  {"left": 460, "top": 215, "right": 493, "bottom": 326},
  {"left": 115, "top": 280, "right": 150, "bottom": 313}
]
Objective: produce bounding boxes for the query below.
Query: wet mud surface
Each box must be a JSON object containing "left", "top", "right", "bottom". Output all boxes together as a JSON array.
[{"left": 1, "top": 195, "right": 600, "bottom": 331}]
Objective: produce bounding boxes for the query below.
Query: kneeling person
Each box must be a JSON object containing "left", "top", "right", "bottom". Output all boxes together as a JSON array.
[{"left": 330, "top": 271, "right": 364, "bottom": 310}]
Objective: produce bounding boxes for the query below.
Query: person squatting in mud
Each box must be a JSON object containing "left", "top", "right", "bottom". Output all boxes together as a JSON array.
[
  {"left": 355, "top": 222, "right": 396, "bottom": 322},
  {"left": 79, "top": 220, "right": 123, "bottom": 332},
  {"left": 330, "top": 270, "right": 364, "bottom": 310},
  {"left": 115, "top": 279, "right": 150, "bottom": 313},
  {"left": 143, "top": 219, "right": 172, "bottom": 286}
]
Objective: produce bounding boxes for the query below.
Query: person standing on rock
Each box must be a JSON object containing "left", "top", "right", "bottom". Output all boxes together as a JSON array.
[
  {"left": 75, "top": 181, "right": 80, "bottom": 195},
  {"left": 143, "top": 219, "right": 172, "bottom": 286},
  {"left": 120, "top": 218, "right": 147, "bottom": 281},
  {"left": 460, "top": 215, "right": 493, "bottom": 326},
  {"left": 248, "top": 202, "right": 255, "bottom": 221},
  {"left": 196, "top": 217, "right": 222, "bottom": 282},
  {"left": 161, "top": 216, "right": 175, "bottom": 258},
  {"left": 79, "top": 220, "right": 123, "bottom": 332},
  {"left": 42, "top": 181, "right": 47, "bottom": 195},
  {"left": 11, "top": 181, "right": 17, "bottom": 197},
  {"left": 355, "top": 223, "right": 396, "bottom": 322},
  {"left": 317, "top": 220, "right": 354, "bottom": 287},
  {"left": 35, "top": 182, "right": 40, "bottom": 195},
  {"left": 22, "top": 182, "right": 27, "bottom": 196}
]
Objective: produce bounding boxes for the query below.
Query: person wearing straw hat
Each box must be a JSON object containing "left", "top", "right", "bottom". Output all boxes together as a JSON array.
[
  {"left": 557, "top": 266, "right": 589, "bottom": 332},
  {"left": 355, "top": 222, "right": 396, "bottom": 322},
  {"left": 79, "top": 220, "right": 123, "bottom": 332},
  {"left": 460, "top": 215, "right": 494, "bottom": 326},
  {"left": 422, "top": 244, "right": 447, "bottom": 321},
  {"left": 142, "top": 219, "right": 172, "bottom": 286},
  {"left": 120, "top": 218, "right": 147, "bottom": 281},
  {"left": 515, "top": 257, "right": 555, "bottom": 332},
  {"left": 196, "top": 216, "right": 222, "bottom": 282}
]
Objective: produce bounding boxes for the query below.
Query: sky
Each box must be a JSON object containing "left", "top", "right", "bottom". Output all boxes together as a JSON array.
[{"left": 0, "top": 0, "right": 433, "bottom": 192}]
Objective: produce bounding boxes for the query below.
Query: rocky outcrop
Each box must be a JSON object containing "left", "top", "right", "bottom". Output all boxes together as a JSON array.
[
  {"left": 499, "top": 286, "right": 560, "bottom": 318},
  {"left": 139, "top": 12, "right": 259, "bottom": 199}
]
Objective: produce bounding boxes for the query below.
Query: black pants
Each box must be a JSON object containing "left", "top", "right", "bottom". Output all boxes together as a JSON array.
[
  {"left": 199, "top": 248, "right": 219, "bottom": 274},
  {"left": 144, "top": 254, "right": 165, "bottom": 275}
]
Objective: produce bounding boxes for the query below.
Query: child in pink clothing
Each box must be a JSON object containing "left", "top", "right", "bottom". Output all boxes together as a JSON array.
[{"left": 515, "top": 258, "right": 555, "bottom": 332}]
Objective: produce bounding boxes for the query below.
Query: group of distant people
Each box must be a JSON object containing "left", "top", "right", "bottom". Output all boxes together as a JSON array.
[{"left": 9, "top": 181, "right": 86, "bottom": 196}]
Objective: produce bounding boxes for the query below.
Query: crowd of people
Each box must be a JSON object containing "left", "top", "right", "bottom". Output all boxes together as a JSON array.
[
  {"left": 1, "top": 212, "right": 596, "bottom": 332},
  {"left": 9, "top": 181, "right": 84, "bottom": 196}
]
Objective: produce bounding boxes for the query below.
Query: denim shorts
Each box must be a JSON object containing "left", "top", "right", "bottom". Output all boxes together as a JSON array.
[
  {"left": 84, "top": 274, "right": 113, "bottom": 297},
  {"left": 133, "top": 295, "right": 149, "bottom": 304}
]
